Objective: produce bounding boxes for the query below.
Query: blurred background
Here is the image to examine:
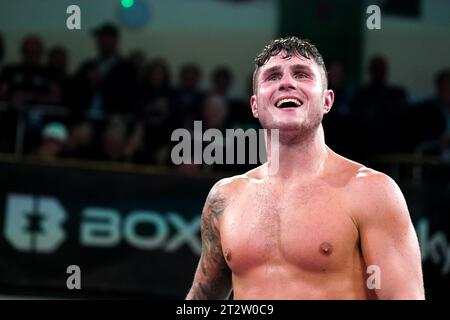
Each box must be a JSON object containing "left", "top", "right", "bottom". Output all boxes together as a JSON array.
[{"left": 0, "top": 0, "right": 449, "bottom": 299}]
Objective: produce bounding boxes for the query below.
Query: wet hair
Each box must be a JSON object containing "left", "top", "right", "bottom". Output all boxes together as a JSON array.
[{"left": 252, "top": 36, "right": 327, "bottom": 93}]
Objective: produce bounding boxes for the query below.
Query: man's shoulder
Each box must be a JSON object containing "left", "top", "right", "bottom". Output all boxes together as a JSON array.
[
  {"left": 209, "top": 165, "right": 265, "bottom": 198},
  {"left": 330, "top": 151, "right": 390, "bottom": 186},
  {"left": 331, "top": 152, "right": 400, "bottom": 201},
  {"left": 351, "top": 166, "right": 396, "bottom": 192},
  {"left": 341, "top": 160, "right": 407, "bottom": 222},
  {"left": 342, "top": 159, "right": 397, "bottom": 198}
]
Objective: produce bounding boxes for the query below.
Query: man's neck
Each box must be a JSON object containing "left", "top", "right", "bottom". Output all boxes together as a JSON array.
[{"left": 265, "top": 125, "right": 329, "bottom": 181}]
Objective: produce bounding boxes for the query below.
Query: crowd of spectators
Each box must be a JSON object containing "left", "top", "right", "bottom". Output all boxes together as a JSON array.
[{"left": 0, "top": 24, "right": 449, "bottom": 174}]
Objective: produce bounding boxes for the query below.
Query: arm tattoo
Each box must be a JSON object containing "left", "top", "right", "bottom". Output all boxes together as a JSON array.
[{"left": 186, "top": 191, "right": 232, "bottom": 300}]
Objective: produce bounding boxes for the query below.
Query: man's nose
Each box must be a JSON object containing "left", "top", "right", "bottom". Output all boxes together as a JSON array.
[{"left": 278, "top": 74, "right": 296, "bottom": 91}]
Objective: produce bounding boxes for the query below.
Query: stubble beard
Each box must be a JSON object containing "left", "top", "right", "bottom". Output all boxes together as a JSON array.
[{"left": 259, "top": 109, "right": 323, "bottom": 146}]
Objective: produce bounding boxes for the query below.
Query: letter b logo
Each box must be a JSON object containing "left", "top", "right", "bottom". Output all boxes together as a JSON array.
[{"left": 4, "top": 194, "right": 67, "bottom": 253}]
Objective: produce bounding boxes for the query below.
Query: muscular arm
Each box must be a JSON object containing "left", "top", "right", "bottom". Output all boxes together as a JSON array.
[
  {"left": 356, "top": 172, "right": 424, "bottom": 299},
  {"left": 186, "top": 184, "right": 232, "bottom": 299}
]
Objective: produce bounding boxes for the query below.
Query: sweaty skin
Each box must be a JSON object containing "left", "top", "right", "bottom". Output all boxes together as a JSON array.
[{"left": 186, "top": 50, "right": 424, "bottom": 300}]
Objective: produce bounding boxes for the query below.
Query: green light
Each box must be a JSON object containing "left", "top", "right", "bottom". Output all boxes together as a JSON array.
[{"left": 121, "top": 0, "right": 135, "bottom": 9}]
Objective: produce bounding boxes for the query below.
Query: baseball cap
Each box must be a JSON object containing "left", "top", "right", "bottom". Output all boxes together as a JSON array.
[{"left": 42, "top": 122, "right": 68, "bottom": 143}]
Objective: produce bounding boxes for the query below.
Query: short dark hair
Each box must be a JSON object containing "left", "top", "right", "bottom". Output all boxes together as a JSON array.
[
  {"left": 252, "top": 36, "right": 327, "bottom": 93},
  {"left": 92, "top": 23, "right": 119, "bottom": 38},
  {"left": 212, "top": 66, "right": 233, "bottom": 83}
]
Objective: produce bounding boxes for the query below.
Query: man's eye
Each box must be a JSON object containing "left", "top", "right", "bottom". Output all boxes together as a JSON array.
[
  {"left": 295, "top": 73, "right": 308, "bottom": 79},
  {"left": 268, "top": 74, "right": 281, "bottom": 81}
]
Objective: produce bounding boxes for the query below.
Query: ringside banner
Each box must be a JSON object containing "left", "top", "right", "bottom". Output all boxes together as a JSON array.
[{"left": 0, "top": 161, "right": 215, "bottom": 298}]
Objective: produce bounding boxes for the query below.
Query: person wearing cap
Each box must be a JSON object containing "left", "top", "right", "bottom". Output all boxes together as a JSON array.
[{"left": 33, "top": 122, "right": 68, "bottom": 161}]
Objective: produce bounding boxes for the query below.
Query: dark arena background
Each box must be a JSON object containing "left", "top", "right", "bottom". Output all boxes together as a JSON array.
[{"left": 0, "top": 0, "right": 449, "bottom": 300}]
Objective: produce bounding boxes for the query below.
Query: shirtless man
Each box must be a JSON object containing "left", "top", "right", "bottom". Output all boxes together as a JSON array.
[{"left": 186, "top": 37, "right": 424, "bottom": 300}]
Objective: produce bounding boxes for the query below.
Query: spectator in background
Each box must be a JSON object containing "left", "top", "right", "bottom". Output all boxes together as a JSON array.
[
  {"left": 200, "top": 94, "right": 232, "bottom": 173},
  {"left": 351, "top": 55, "right": 408, "bottom": 156},
  {"left": 75, "top": 23, "right": 137, "bottom": 115},
  {"left": 33, "top": 121, "right": 68, "bottom": 161},
  {"left": 47, "top": 46, "right": 68, "bottom": 83},
  {"left": 172, "top": 63, "right": 205, "bottom": 127},
  {"left": 322, "top": 60, "right": 353, "bottom": 156},
  {"left": 411, "top": 69, "right": 450, "bottom": 156},
  {"left": 0, "top": 34, "right": 61, "bottom": 106},
  {"left": 61, "top": 120, "right": 96, "bottom": 160},
  {"left": 326, "top": 60, "right": 352, "bottom": 116},
  {"left": 127, "top": 49, "right": 146, "bottom": 85},
  {"left": 210, "top": 65, "right": 248, "bottom": 129},
  {"left": 173, "top": 94, "right": 231, "bottom": 175},
  {"left": 97, "top": 114, "right": 128, "bottom": 162},
  {"left": 93, "top": 113, "right": 145, "bottom": 163},
  {"left": 227, "top": 72, "right": 259, "bottom": 129},
  {"left": 47, "top": 46, "right": 69, "bottom": 86},
  {"left": 65, "top": 61, "right": 103, "bottom": 118},
  {"left": 202, "top": 94, "right": 229, "bottom": 130},
  {"left": 137, "top": 58, "right": 173, "bottom": 121},
  {"left": 352, "top": 55, "right": 408, "bottom": 115},
  {"left": 47, "top": 46, "right": 69, "bottom": 107},
  {"left": 133, "top": 58, "right": 174, "bottom": 165},
  {"left": 211, "top": 65, "right": 233, "bottom": 98}
]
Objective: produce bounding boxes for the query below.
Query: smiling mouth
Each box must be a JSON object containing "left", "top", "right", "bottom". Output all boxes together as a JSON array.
[{"left": 275, "top": 98, "right": 303, "bottom": 108}]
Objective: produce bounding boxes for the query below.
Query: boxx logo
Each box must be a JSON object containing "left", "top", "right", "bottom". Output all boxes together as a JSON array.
[{"left": 4, "top": 194, "right": 201, "bottom": 255}]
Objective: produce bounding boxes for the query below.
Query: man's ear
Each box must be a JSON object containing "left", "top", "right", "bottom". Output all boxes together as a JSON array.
[
  {"left": 323, "top": 89, "right": 334, "bottom": 114},
  {"left": 250, "top": 95, "right": 259, "bottom": 118}
]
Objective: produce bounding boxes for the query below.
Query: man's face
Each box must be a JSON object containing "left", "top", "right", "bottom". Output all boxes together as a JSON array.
[
  {"left": 251, "top": 52, "right": 333, "bottom": 134},
  {"left": 96, "top": 34, "right": 118, "bottom": 58},
  {"left": 22, "top": 37, "right": 43, "bottom": 65}
]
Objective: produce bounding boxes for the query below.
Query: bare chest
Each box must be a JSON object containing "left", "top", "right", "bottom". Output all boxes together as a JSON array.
[{"left": 220, "top": 182, "right": 359, "bottom": 275}]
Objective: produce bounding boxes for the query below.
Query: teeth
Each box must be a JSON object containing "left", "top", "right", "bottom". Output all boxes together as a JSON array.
[{"left": 276, "top": 98, "right": 302, "bottom": 107}]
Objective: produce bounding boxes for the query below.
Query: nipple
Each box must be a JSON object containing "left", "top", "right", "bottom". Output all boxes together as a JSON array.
[{"left": 319, "top": 242, "right": 333, "bottom": 256}]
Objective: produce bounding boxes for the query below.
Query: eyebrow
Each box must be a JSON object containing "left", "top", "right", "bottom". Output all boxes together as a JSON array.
[
  {"left": 290, "top": 64, "right": 314, "bottom": 74},
  {"left": 261, "top": 64, "right": 314, "bottom": 78},
  {"left": 261, "top": 66, "right": 282, "bottom": 77}
]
